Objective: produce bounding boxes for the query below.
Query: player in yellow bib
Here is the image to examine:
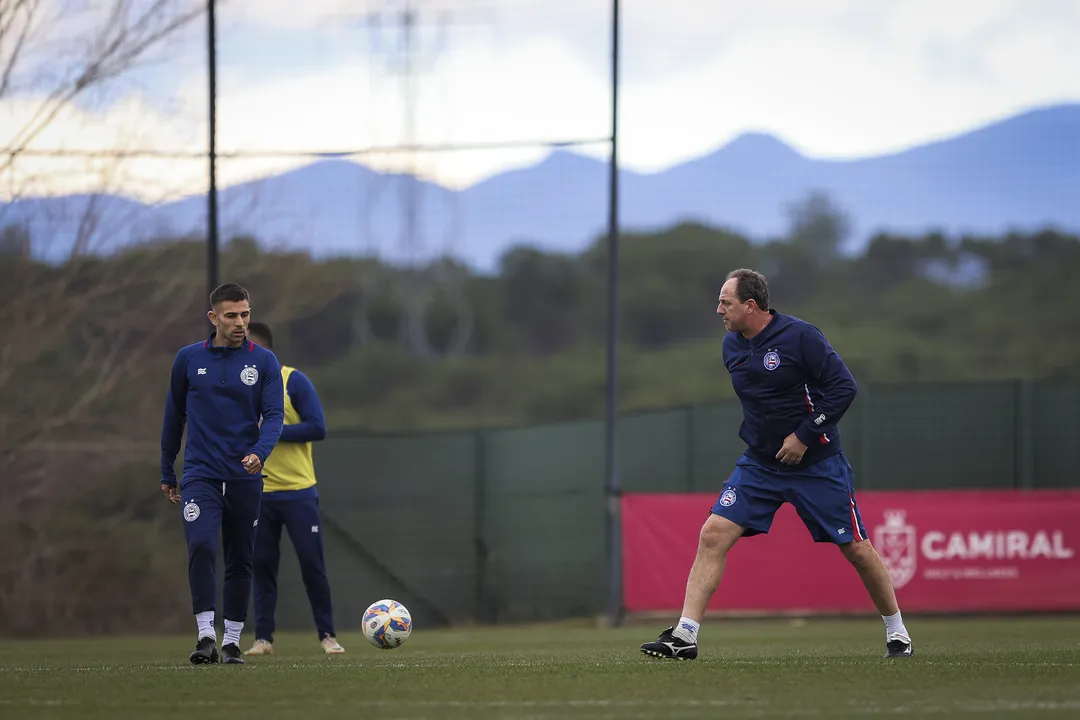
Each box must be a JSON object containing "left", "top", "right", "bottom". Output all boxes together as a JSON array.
[{"left": 244, "top": 322, "right": 344, "bottom": 655}]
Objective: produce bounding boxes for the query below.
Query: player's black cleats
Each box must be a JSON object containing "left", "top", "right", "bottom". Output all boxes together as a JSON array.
[
  {"left": 189, "top": 636, "right": 219, "bottom": 665},
  {"left": 221, "top": 643, "right": 245, "bottom": 664},
  {"left": 884, "top": 634, "right": 914, "bottom": 658},
  {"left": 640, "top": 626, "right": 698, "bottom": 660}
]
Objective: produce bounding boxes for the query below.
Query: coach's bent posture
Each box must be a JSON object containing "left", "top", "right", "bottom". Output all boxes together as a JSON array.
[
  {"left": 160, "top": 283, "right": 284, "bottom": 665},
  {"left": 640, "top": 269, "right": 914, "bottom": 661}
]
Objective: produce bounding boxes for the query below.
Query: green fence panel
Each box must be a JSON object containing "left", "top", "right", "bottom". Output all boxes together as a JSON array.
[
  {"left": 837, "top": 400, "right": 866, "bottom": 487},
  {"left": 1033, "top": 380, "right": 1080, "bottom": 488},
  {"left": 271, "top": 433, "right": 480, "bottom": 633},
  {"left": 688, "top": 402, "right": 747, "bottom": 492},
  {"left": 619, "top": 408, "right": 693, "bottom": 492},
  {"left": 858, "top": 382, "right": 1018, "bottom": 490},
  {"left": 480, "top": 421, "right": 606, "bottom": 623}
]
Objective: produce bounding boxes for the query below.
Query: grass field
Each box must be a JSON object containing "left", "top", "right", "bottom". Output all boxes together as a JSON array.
[{"left": 1, "top": 616, "right": 1078, "bottom": 719}]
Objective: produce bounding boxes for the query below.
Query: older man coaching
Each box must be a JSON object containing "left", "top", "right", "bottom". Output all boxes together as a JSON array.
[{"left": 640, "top": 269, "right": 914, "bottom": 661}]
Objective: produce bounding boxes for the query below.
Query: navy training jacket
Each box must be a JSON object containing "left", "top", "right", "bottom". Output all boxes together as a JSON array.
[
  {"left": 160, "top": 334, "right": 284, "bottom": 486},
  {"left": 722, "top": 311, "right": 858, "bottom": 472}
]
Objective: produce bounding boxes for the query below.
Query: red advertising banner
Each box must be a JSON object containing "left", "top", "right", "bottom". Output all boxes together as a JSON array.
[{"left": 621, "top": 490, "right": 1080, "bottom": 614}]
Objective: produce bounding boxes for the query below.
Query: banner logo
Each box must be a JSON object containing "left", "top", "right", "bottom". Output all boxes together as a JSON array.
[{"left": 875, "top": 509, "right": 917, "bottom": 589}]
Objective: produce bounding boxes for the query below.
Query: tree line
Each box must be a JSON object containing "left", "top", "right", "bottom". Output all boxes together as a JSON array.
[{"left": 4, "top": 194, "right": 1080, "bottom": 438}]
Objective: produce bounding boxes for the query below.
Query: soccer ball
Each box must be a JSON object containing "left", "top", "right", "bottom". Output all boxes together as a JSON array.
[{"left": 362, "top": 598, "right": 413, "bottom": 649}]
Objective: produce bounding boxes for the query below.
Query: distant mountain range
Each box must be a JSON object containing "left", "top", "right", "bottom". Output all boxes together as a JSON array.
[{"left": 3, "top": 103, "right": 1079, "bottom": 272}]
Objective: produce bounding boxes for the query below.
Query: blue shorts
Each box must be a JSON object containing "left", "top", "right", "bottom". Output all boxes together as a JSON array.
[{"left": 711, "top": 453, "right": 867, "bottom": 544}]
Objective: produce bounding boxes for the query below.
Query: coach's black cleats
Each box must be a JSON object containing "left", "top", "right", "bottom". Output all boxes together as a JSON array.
[
  {"left": 189, "top": 636, "right": 219, "bottom": 664},
  {"left": 884, "top": 634, "right": 914, "bottom": 658},
  {"left": 640, "top": 626, "right": 699, "bottom": 660},
  {"left": 221, "top": 643, "right": 245, "bottom": 664}
]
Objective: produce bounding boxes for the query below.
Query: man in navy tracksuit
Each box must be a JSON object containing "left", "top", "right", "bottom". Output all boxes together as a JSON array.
[
  {"left": 160, "top": 283, "right": 284, "bottom": 665},
  {"left": 641, "top": 268, "right": 914, "bottom": 662}
]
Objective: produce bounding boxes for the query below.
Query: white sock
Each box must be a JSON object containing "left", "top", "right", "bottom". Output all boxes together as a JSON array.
[
  {"left": 196, "top": 611, "right": 215, "bottom": 641},
  {"left": 883, "top": 610, "right": 909, "bottom": 640},
  {"left": 672, "top": 617, "right": 700, "bottom": 644},
  {"left": 223, "top": 619, "right": 244, "bottom": 647}
]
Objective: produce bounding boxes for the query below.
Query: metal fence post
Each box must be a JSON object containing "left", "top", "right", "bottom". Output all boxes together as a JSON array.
[
  {"left": 860, "top": 382, "right": 872, "bottom": 490},
  {"left": 473, "top": 429, "right": 491, "bottom": 622},
  {"left": 1016, "top": 379, "right": 1035, "bottom": 490},
  {"left": 685, "top": 404, "right": 696, "bottom": 491},
  {"left": 602, "top": 0, "right": 623, "bottom": 628}
]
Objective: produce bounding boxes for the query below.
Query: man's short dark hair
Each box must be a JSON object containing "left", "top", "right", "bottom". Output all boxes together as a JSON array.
[
  {"left": 210, "top": 283, "right": 249, "bottom": 308},
  {"left": 247, "top": 321, "right": 273, "bottom": 349},
  {"left": 726, "top": 268, "right": 770, "bottom": 310}
]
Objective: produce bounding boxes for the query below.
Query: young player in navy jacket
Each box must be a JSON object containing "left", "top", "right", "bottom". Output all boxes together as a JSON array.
[
  {"left": 641, "top": 269, "right": 914, "bottom": 661},
  {"left": 160, "top": 283, "right": 284, "bottom": 665}
]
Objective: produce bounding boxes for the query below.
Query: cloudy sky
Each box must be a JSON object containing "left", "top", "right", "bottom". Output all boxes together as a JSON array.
[{"left": 2, "top": 0, "right": 1079, "bottom": 200}]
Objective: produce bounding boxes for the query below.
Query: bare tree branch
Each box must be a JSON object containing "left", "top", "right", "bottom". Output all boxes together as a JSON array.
[
  {"left": 0, "top": 0, "right": 40, "bottom": 99},
  {"left": 0, "top": 0, "right": 203, "bottom": 174}
]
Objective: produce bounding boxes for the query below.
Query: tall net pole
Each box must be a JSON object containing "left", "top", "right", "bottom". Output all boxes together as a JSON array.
[{"left": 603, "top": 0, "right": 623, "bottom": 628}]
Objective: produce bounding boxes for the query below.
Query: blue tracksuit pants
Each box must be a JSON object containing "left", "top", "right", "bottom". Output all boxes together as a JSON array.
[
  {"left": 252, "top": 492, "right": 336, "bottom": 641},
  {"left": 180, "top": 478, "right": 262, "bottom": 621}
]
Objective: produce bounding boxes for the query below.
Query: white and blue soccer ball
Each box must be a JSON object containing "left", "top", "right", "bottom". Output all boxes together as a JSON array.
[{"left": 362, "top": 599, "right": 413, "bottom": 649}]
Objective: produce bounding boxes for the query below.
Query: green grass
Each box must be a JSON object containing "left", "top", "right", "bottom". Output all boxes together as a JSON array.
[{"left": 1, "top": 617, "right": 1078, "bottom": 719}]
